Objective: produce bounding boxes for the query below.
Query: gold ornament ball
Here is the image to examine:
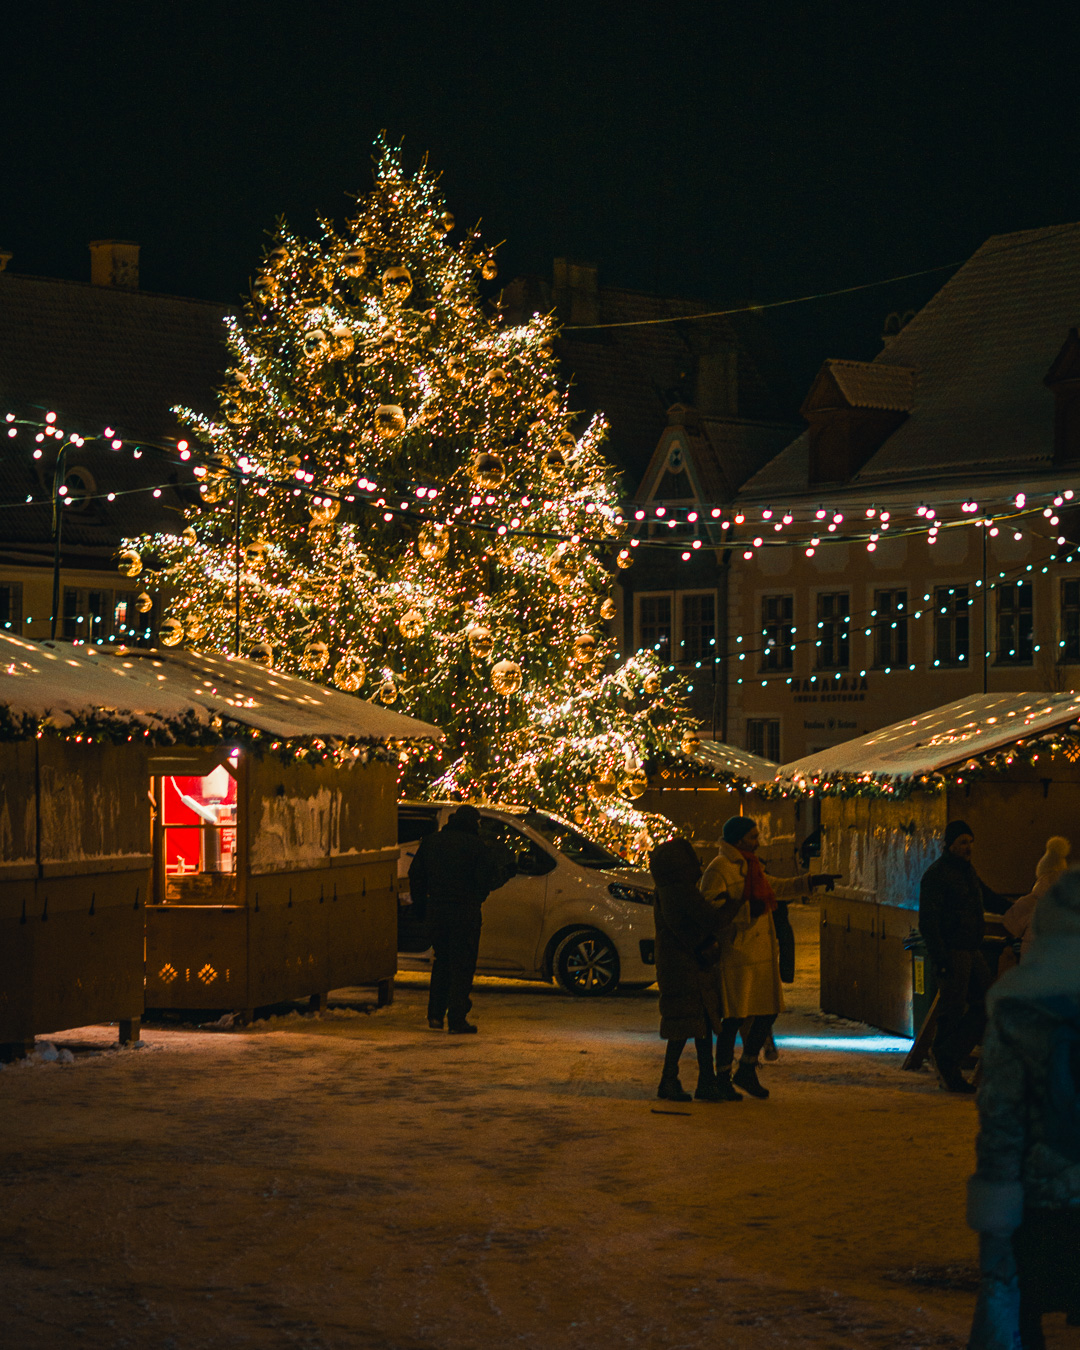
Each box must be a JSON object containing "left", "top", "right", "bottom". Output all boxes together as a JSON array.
[
  {"left": 446, "top": 355, "right": 467, "bottom": 381},
  {"left": 557, "top": 429, "right": 577, "bottom": 452},
  {"left": 376, "top": 678, "right": 399, "bottom": 705},
  {"left": 302, "top": 329, "right": 328, "bottom": 360},
  {"left": 301, "top": 641, "right": 330, "bottom": 673},
  {"left": 118, "top": 550, "right": 142, "bottom": 578},
  {"left": 548, "top": 546, "right": 578, "bottom": 587},
  {"left": 329, "top": 324, "right": 355, "bottom": 358},
  {"left": 159, "top": 618, "right": 184, "bottom": 647},
  {"left": 681, "top": 733, "right": 702, "bottom": 757},
  {"left": 615, "top": 548, "right": 634, "bottom": 570},
  {"left": 308, "top": 497, "right": 340, "bottom": 525},
  {"left": 200, "top": 474, "right": 228, "bottom": 504},
  {"left": 398, "top": 608, "right": 425, "bottom": 640},
  {"left": 418, "top": 522, "right": 450, "bottom": 561},
  {"left": 593, "top": 767, "right": 618, "bottom": 797},
  {"left": 341, "top": 248, "right": 366, "bottom": 277},
  {"left": 485, "top": 367, "right": 510, "bottom": 397},
  {"left": 481, "top": 258, "right": 498, "bottom": 281},
  {"left": 252, "top": 277, "right": 277, "bottom": 305},
  {"left": 468, "top": 452, "right": 506, "bottom": 488},
  {"left": 266, "top": 246, "right": 289, "bottom": 268},
  {"left": 572, "top": 633, "right": 598, "bottom": 666},
  {"left": 182, "top": 527, "right": 197, "bottom": 547},
  {"left": 490, "top": 659, "right": 523, "bottom": 697},
  {"left": 244, "top": 539, "right": 269, "bottom": 566},
  {"left": 441, "top": 211, "right": 455, "bottom": 232},
  {"left": 643, "top": 673, "right": 662, "bottom": 696},
  {"left": 466, "top": 623, "right": 494, "bottom": 659},
  {"left": 374, "top": 404, "right": 407, "bottom": 438},
  {"left": 381, "top": 264, "right": 413, "bottom": 302},
  {"left": 541, "top": 448, "right": 565, "bottom": 478},
  {"left": 186, "top": 616, "right": 208, "bottom": 642},
  {"left": 135, "top": 592, "right": 153, "bottom": 614},
  {"left": 249, "top": 642, "right": 273, "bottom": 664},
  {"left": 600, "top": 597, "right": 617, "bottom": 621},
  {"left": 619, "top": 768, "right": 649, "bottom": 800},
  {"left": 334, "top": 656, "right": 365, "bottom": 692}
]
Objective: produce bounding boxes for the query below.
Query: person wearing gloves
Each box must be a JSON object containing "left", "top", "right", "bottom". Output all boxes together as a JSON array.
[
  {"left": 919, "top": 820, "right": 1010, "bottom": 1093},
  {"left": 1001, "top": 836, "right": 1071, "bottom": 969},
  {"left": 700, "top": 816, "right": 837, "bottom": 1100},
  {"left": 966, "top": 869, "right": 1080, "bottom": 1349},
  {"left": 649, "top": 837, "right": 746, "bottom": 1103}
]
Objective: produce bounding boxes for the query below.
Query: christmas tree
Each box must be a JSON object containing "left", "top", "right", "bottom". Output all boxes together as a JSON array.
[{"left": 128, "top": 144, "right": 698, "bottom": 859}]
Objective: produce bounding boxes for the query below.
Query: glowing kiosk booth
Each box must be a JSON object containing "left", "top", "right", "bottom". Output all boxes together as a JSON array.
[
  {"left": 777, "top": 691, "right": 1080, "bottom": 1036},
  {"left": 0, "top": 637, "right": 441, "bottom": 1058}
]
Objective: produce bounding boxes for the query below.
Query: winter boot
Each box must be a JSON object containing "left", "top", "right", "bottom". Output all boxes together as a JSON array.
[
  {"left": 932, "top": 1055, "right": 976, "bottom": 1094},
  {"left": 763, "top": 1032, "right": 779, "bottom": 1062},
  {"left": 448, "top": 1021, "right": 478, "bottom": 1034},
  {"left": 712, "top": 1069, "right": 744, "bottom": 1102},
  {"left": 732, "top": 1058, "right": 770, "bottom": 1099},
  {"left": 694, "top": 1071, "right": 727, "bottom": 1102},
  {"left": 657, "top": 1073, "right": 692, "bottom": 1102},
  {"left": 427, "top": 1017, "right": 445, "bottom": 1030}
]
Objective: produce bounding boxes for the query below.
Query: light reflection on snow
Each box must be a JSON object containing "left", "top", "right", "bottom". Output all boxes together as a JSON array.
[{"left": 775, "top": 1035, "right": 912, "bottom": 1053}]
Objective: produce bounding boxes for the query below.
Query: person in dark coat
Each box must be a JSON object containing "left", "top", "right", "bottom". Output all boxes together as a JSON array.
[
  {"left": 408, "top": 805, "right": 506, "bottom": 1034},
  {"left": 967, "top": 869, "right": 1080, "bottom": 1349},
  {"left": 918, "top": 819, "right": 1009, "bottom": 1093},
  {"left": 649, "top": 837, "right": 745, "bottom": 1102}
]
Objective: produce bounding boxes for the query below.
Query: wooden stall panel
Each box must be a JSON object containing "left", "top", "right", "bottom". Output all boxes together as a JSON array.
[
  {"left": 0, "top": 743, "right": 36, "bottom": 867},
  {"left": 874, "top": 901, "right": 917, "bottom": 1038},
  {"left": 332, "top": 759, "right": 396, "bottom": 858},
  {"left": 867, "top": 795, "right": 944, "bottom": 913},
  {"left": 247, "top": 757, "right": 335, "bottom": 875},
  {"left": 326, "top": 856, "right": 397, "bottom": 989},
  {"left": 819, "top": 894, "right": 877, "bottom": 1023},
  {"left": 960, "top": 764, "right": 1080, "bottom": 895},
  {"left": 246, "top": 870, "right": 330, "bottom": 1007},
  {"left": 0, "top": 886, "right": 35, "bottom": 1041},
  {"left": 38, "top": 739, "right": 151, "bottom": 868},
  {"left": 145, "top": 905, "right": 249, "bottom": 1009},
  {"left": 31, "top": 871, "right": 145, "bottom": 1035}
]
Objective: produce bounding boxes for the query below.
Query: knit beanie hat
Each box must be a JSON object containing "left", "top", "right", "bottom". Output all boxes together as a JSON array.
[
  {"left": 1036, "top": 836, "right": 1071, "bottom": 879},
  {"left": 944, "top": 820, "right": 974, "bottom": 849},
  {"left": 989, "top": 868, "right": 1080, "bottom": 1007},
  {"left": 722, "top": 816, "right": 756, "bottom": 846}
]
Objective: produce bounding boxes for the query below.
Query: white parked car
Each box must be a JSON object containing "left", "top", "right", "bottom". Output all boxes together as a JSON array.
[{"left": 397, "top": 801, "right": 657, "bottom": 995}]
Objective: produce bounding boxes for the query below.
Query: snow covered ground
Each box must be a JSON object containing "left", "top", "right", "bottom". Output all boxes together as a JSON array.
[{"left": 1, "top": 908, "right": 1073, "bottom": 1348}]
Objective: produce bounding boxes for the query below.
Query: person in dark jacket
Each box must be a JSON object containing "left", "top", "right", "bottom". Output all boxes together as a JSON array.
[
  {"left": 408, "top": 805, "right": 506, "bottom": 1034},
  {"left": 918, "top": 819, "right": 1009, "bottom": 1093},
  {"left": 649, "top": 837, "right": 745, "bottom": 1102},
  {"left": 967, "top": 869, "right": 1080, "bottom": 1349}
]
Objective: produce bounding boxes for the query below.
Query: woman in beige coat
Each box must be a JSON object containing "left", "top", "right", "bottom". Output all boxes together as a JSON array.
[{"left": 701, "top": 816, "right": 836, "bottom": 1098}]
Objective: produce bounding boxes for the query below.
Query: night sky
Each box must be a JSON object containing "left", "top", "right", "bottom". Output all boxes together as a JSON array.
[{"left": 5, "top": 2, "right": 1080, "bottom": 394}]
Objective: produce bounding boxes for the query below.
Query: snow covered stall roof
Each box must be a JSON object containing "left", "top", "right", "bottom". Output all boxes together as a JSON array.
[
  {"left": 778, "top": 691, "right": 1080, "bottom": 784},
  {"left": 0, "top": 635, "right": 443, "bottom": 744},
  {"left": 691, "top": 739, "right": 779, "bottom": 785}
]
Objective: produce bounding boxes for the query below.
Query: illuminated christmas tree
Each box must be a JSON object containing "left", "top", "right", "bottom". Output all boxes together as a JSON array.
[{"left": 129, "top": 144, "right": 697, "bottom": 857}]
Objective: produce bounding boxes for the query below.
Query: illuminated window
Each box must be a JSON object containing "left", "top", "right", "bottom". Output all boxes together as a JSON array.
[
  {"left": 873, "top": 589, "right": 908, "bottom": 668},
  {"left": 63, "top": 587, "right": 113, "bottom": 642},
  {"left": 815, "top": 592, "right": 850, "bottom": 670},
  {"left": 0, "top": 582, "right": 22, "bottom": 631},
  {"left": 995, "top": 581, "right": 1033, "bottom": 665},
  {"left": 935, "top": 586, "right": 971, "bottom": 666}
]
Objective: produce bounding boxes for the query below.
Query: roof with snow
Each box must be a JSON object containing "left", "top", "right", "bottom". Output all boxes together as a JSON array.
[
  {"left": 692, "top": 739, "right": 779, "bottom": 784},
  {"left": 804, "top": 359, "right": 916, "bottom": 413},
  {"left": 778, "top": 691, "right": 1080, "bottom": 783},
  {"left": 0, "top": 635, "right": 442, "bottom": 744},
  {"left": 741, "top": 221, "right": 1080, "bottom": 496}
]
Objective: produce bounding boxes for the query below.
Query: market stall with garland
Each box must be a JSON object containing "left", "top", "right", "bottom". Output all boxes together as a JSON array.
[
  {"left": 0, "top": 636, "right": 440, "bottom": 1058},
  {"left": 775, "top": 690, "right": 1080, "bottom": 1035}
]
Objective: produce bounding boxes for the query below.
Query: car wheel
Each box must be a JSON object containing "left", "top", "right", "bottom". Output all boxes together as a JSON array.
[{"left": 553, "top": 929, "right": 620, "bottom": 996}]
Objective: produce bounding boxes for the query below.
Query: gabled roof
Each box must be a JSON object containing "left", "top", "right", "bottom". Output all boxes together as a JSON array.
[
  {"left": 802, "top": 359, "right": 916, "bottom": 414},
  {"left": 0, "top": 634, "right": 442, "bottom": 744},
  {"left": 635, "top": 408, "right": 797, "bottom": 507},
  {"left": 692, "top": 739, "right": 778, "bottom": 784},
  {"left": 742, "top": 221, "right": 1080, "bottom": 497},
  {"left": 778, "top": 691, "right": 1080, "bottom": 783}
]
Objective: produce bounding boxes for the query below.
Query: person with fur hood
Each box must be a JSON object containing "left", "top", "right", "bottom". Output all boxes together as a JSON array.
[
  {"left": 966, "top": 869, "right": 1080, "bottom": 1349},
  {"left": 648, "top": 837, "right": 747, "bottom": 1102},
  {"left": 700, "top": 817, "right": 837, "bottom": 1100},
  {"left": 1001, "top": 837, "right": 1071, "bottom": 967}
]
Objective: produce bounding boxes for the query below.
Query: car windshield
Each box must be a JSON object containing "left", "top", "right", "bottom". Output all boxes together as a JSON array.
[{"left": 522, "top": 810, "right": 627, "bottom": 870}]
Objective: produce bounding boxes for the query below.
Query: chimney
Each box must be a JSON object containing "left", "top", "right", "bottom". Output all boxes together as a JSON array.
[
  {"left": 552, "top": 258, "right": 599, "bottom": 327},
  {"left": 89, "top": 240, "right": 140, "bottom": 289},
  {"left": 0, "top": 248, "right": 12, "bottom": 273}
]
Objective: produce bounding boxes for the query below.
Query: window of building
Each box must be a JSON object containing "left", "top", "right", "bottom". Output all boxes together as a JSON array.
[
  {"left": 934, "top": 586, "right": 971, "bottom": 667},
  {"left": 63, "top": 587, "right": 117, "bottom": 643},
  {"left": 873, "top": 589, "right": 908, "bottom": 668},
  {"left": 815, "top": 592, "right": 850, "bottom": 670},
  {"left": 1061, "top": 578, "right": 1080, "bottom": 661},
  {"left": 746, "top": 718, "right": 780, "bottom": 763},
  {"left": 680, "top": 592, "right": 715, "bottom": 665},
  {"left": 638, "top": 594, "right": 672, "bottom": 662},
  {"left": 761, "top": 594, "right": 795, "bottom": 672},
  {"left": 0, "top": 582, "right": 23, "bottom": 632},
  {"left": 996, "top": 580, "right": 1033, "bottom": 664}
]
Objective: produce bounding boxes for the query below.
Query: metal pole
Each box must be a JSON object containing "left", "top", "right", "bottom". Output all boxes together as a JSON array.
[
  {"left": 982, "top": 526, "right": 988, "bottom": 694},
  {"left": 49, "top": 442, "right": 68, "bottom": 640},
  {"left": 233, "top": 479, "right": 242, "bottom": 656}
]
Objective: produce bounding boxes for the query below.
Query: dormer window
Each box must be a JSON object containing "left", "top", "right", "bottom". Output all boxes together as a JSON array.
[{"left": 802, "top": 360, "right": 915, "bottom": 486}]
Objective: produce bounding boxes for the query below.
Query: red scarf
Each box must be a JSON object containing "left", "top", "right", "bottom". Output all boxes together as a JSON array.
[{"left": 738, "top": 847, "right": 777, "bottom": 913}]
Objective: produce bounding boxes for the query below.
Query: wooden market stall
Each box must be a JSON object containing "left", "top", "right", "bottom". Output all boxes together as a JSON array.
[
  {"left": 0, "top": 637, "right": 441, "bottom": 1059},
  {"left": 0, "top": 634, "right": 203, "bottom": 1061},
  {"left": 97, "top": 648, "right": 441, "bottom": 1020},
  {"left": 637, "top": 740, "right": 804, "bottom": 874},
  {"left": 777, "top": 691, "right": 1080, "bottom": 1036}
]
